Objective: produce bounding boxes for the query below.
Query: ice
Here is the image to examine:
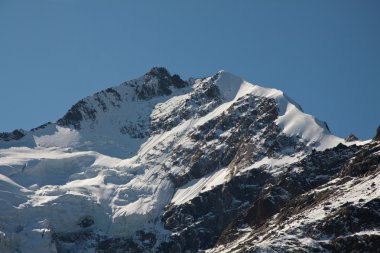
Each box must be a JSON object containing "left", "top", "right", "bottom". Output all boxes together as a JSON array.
[
  {"left": 33, "top": 126, "right": 80, "bottom": 148},
  {"left": 171, "top": 167, "right": 230, "bottom": 206}
]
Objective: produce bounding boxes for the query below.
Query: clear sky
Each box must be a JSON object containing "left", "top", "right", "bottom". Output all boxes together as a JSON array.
[{"left": 0, "top": 0, "right": 379, "bottom": 139}]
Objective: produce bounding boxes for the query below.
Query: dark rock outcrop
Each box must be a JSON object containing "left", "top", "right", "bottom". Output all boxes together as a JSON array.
[
  {"left": 161, "top": 170, "right": 271, "bottom": 252},
  {"left": 136, "top": 67, "right": 188, "bottom": 100},
  {"left": 345, "top": 133, "right": 359, "bottom": 142},
  {"left": 57, "top": 100, "right": 96, "bottom": 129},
  {"left": 0, "top": 129, "right": 25, "bottom": 141},
  {"left": 374, "top": 125, "right": 380, "bottom": 141}
]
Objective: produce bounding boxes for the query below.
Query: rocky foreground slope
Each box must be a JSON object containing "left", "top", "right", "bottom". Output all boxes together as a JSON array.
[{"left": 0, "top": 67, "right": 379, "bottom": 253}]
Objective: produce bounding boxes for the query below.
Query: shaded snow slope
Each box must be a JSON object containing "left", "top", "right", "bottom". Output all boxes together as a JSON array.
[{"left": 0, "top": 68, "right": 370, "bottom": 252}]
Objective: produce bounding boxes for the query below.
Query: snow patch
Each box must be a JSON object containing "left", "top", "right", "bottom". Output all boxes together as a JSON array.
[{"left": 171, "top": 167, "right": 230, "bottom": 206}]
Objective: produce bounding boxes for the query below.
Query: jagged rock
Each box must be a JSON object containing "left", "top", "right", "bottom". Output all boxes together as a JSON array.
[
  {"left": 0, "top": 129, "right": 25, "bottom": 141},
  {"left": 57, "top": 100, "right": 96, "bottom": 129},
  {"left": 216, "top": 142, "right": 358, "bottom": 246},
  {"left": 374, "top": 125, "right": 380, "bottom": 141},
  {"left": 77, "top": 216, "right": 95, "bottom": 228},
  {"left": 339, "top": 142, "right": 380, "bottom": 177},
  {"left": 322, "top": 234, "right": 380, "bottom": 253},
  {"left": 208, "top": 142, "right": 380, "bottom": 252},
  {"left": 136, "top": 67, "right": 188, "bottom": 100},
  {"left": 345, "top": 133, "right": 359, "bottom": 142}
]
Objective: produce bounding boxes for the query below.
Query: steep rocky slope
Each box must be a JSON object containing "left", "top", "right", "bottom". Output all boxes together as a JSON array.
[{"left": 0, "top": 67, "right": 377, "bottom": 253}]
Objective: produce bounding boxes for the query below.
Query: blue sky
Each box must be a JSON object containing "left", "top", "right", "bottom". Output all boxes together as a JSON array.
[{"left": 0, "top": 0, "right": 379, "bottom": 139}]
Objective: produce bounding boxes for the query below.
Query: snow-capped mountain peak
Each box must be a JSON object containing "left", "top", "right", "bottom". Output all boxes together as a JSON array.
[{"left": 0, "top": 68, "right": 376, "bottom": 253}]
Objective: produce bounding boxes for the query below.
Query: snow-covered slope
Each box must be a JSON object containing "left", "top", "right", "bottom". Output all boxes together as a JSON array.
[{"left": 0, "top": 67, "right": 375, "bottom": 253}]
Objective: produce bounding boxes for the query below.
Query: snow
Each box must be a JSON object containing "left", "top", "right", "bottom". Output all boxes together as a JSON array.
[
  {"left": 213, "top": 70, "right": 244, "bottom": 101},
  {"left": 33, "top": 126, "right": 80, "bottom": 148},
  {"left": 171, "top": 167, "right": 230, "bottom": 206},
  {"left": 276, "top": 170, "right": 380, "bottom": 244},
  {"left": 238, "top": 154, "right": 305, "bottom": 176},
  {"left": 231, "top": 75, "right": 345, "bottom": 150},
  {"left": 0, "top": 174, "right": 30, "bottom": 210}
]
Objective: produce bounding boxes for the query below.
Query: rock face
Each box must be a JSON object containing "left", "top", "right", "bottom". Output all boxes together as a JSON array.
[
  {"left": 345, "top": 133, "right": 359, "bottom": 142},
  {"left": 0, "top": 67, "right": 378, "bottom": 253},
  {"left": 0, "top": 129, "right": 25, "bottom": 141},
  {"left": 210, "top": 141, "right": 380, "bottom": 252},
  {"left": 374, "top": 125, "right": 380, "bottom": 141}
]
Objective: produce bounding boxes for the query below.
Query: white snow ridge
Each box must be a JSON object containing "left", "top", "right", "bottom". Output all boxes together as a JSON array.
[{"left": 0, "top": 67, "right": 375, "bottom": 253}]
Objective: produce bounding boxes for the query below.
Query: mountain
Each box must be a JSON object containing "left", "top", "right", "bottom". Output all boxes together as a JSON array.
[{"left": 0, "top": 67, "right": 378, "bottom": 253}]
